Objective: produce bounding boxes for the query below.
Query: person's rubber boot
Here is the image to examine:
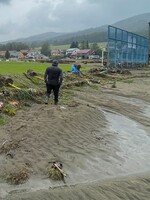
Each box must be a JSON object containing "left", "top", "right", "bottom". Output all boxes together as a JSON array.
[
  {"left": 54, "top": 101, "right": 58, "bottom": 105},
  {"left": 45, "top": 96, "right": 49, "bottom": 104}
]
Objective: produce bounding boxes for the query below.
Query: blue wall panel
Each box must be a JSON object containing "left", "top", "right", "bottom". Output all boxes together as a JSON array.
[{"left": 107, "top": 26, "right": 149, "bottom": 68}]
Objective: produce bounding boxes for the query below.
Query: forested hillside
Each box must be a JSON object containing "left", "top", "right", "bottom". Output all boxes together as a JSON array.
[
  {"left": 1, "top": 12, "right": 149, "bottom": 47},
  {"left": 113, "top": 12, "right": 150, "bottom": 37}
]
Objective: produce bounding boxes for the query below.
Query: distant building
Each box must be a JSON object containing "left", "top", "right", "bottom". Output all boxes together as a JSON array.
[
  {"left": 9, "top": 51, "right": 19, "bottom": 58},
  {"left": 66, "top": 48, "right": 80, "bottom": 57},
  {"left": 51, "top": 49, "right": 62, "bottom": 56},
  {"left": 20, "top": 50, "right": 29, "bottom": 56},
  {"left": 89, "top": 55, "right": 100, "bottom": 59},
  {"left": 76, "top": 49, "right": 94, "bottom": 59},
  {"left": 26, "top": 50, "right": 42, "bottom": 59},
  {"left": 0, "top": 51, "right": 6, "bottom": 58},
  {"left": 18, "top": 52, "right": 25, "bottom": 59}
]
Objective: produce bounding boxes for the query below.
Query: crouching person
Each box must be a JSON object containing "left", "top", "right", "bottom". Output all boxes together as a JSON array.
[
  {"left": 44, "top": 60, "right": 63, "bottom": 105},
  {"left": 71, "top": 63, "right": 83, "bottom": 76}
]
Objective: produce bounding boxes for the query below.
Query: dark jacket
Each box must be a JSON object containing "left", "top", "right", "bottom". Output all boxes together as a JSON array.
[{"left": 44, "top": 65, "right": 63, "bottom": 86}]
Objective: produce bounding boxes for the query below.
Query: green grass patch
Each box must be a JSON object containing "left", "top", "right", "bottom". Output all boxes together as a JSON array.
[
  {"left": 0, "top": 62, "right": 92, "bottom": 75},
  {"left": 51, "top": 44, "right": 70, "bottom": 50},
  {"left": 0, "top": 115, "right": 6, "bottom": 125},
  {"left": 0, "top": 62, "right": 47, "bottom": 74},
  {"left": 0, "top": 62, "right": 69, "bottom": 74},
  {"left": 59, "top": 89, "right": 74, "bottom": 105}
]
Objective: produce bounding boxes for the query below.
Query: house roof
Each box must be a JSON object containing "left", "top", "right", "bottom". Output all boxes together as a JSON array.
[
  {"left": 77, "top": 49, "right": 92, "bottom": 54},
  {"left": 66, "top": 48, "right": 80, "bottom": 52},
  {"left": 20, "top": 50, "right": 29, "bottom": 53},
  {"left": 51, "top": 49, "right": 60, "bottom": 53}
]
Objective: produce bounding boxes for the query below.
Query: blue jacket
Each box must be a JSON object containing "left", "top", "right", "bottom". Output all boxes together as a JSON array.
[{"left": 71, "top": 64, "right": 80, "bottom": 74}]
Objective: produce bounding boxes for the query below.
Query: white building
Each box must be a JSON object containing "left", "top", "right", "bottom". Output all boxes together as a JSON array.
[{"left": 66, "top": 48, "right": 80, "bottom": 56}]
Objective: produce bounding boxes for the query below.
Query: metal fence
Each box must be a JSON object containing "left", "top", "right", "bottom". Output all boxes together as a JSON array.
[{"left": 107, "top": 25, "right": 149, "bottom": 68}]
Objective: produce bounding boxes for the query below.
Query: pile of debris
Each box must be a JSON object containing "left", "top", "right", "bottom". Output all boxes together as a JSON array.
[
  {"left": 6, "top": 167, "right": 29, "bottom": 185},
  {"left": 48, "top": 161, "right": 67, "bottom": 182},
  {"left": 0, "top": 68, "right": 132, "bottom": 118}
]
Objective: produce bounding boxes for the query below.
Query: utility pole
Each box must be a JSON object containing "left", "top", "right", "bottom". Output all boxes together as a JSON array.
[
  {"left": 101, "top": 47, "right": 105, "bottom": 66},
  {"left": 102, "top": 50, "right": 104, "bottom": 66}
]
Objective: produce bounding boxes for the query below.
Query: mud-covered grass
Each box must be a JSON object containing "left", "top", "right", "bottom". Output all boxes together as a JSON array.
[
  {"left": 0, "top": 115, "right": 6, "bottom": 125},
  {"left": 0, "top": 68, "right": 150, "bottom": 109},
  {"left": 5, "top": 167, "right": 29, "bottom": 185},
  {"left": 0, "top": 67, "right": 150, "bottom": 120}
]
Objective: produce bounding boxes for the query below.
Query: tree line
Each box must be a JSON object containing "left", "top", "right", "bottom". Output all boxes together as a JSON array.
[
  {"left": 0, "top": 42, "right": 29, "bottom": 51},
  {"left": 0, "top": 40, "right": 103, "bottom": 57},
  {"left": 40, "top": 40, "right": 103, "bottom": 57}
]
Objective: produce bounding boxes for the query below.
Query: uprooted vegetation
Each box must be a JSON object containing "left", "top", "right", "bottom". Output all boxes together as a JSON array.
[
  {"left": 0, "top": 67, "right": 150, "bottom": 120},
  {"left": 0, "top": 66, "right": 150, "bottom": 116},
  {"left": 0, "top": 138, "right": 27, "bottom": 154},
  {"left": 5, "top": 167, "right": 29, "bottom": 185}
]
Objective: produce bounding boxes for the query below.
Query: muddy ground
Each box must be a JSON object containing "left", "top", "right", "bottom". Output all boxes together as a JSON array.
[{"left": 0, "top": 68, "right": 150, "bottom": 199}]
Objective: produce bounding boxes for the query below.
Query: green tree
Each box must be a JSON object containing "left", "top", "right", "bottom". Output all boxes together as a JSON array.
[
  {"left": 90, "top": 43, "right": 99, "bottom": 51},
  {"left": 70, "top": 41, "right": 79, "bottom": 48},
  {"left": 80, "top": 40, "right": 89, "bottom": 49},
  {"left": 5, "top": 50, "right": 10, "bottom": 59},
  {"left": 80, "top": 41, "right": 85, "bottom": 49},
  {"left": 75, "top": 41, "right": 79, "bottom": 48},
  {"left": 0, "top": 42, "right": 29, "bottom": 51},
  {"left": 70, "top": 41, "right": 76, "bottom": 48},
  {"left": 41, "top": 42, "right": 51, "bottom": 57},
  {"left": 90, "top": 43, "right": 102, "bottom": 55},
  {"left": 86, "top": 40, "right": 89, "bottom": 49}
]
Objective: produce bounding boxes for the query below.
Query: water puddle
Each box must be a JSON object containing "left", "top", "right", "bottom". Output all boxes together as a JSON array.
[
  {"left": 0, "top": 178, "right": 51, "bottom": 198},
  {"left": 103, "top": 110, "right": 150, "bottom": 172},
  {"left": 107, "top": 95, "right": 150, "bottom": 118}
]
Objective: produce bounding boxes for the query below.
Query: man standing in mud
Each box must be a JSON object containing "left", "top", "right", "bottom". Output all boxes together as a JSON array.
[{"left": 44, "top": 60, "right": 63, "bottom": 105}]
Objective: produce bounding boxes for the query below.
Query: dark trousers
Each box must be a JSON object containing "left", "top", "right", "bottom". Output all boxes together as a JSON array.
[{"left": 46, "top": 84, "right": 60, "bottom": 103}]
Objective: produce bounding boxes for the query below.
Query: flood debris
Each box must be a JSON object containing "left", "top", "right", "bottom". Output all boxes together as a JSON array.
[
  {"left": 0, "top": 138, "right": 26, "bottom": 154},
  {"left": 6, "top": 151, "right": 15, "bottom": 159},
  {"left": 27, "top": 69, "right": 37, "bottom": 76},
  {"left": 6, "top": 167, "right": 29, "bottom": 185},
  {"left": 0, "top": 67, "right": 134, "bottom": 121},
  {"left": 0, "top": 91, "right": 10, "bottom": 97},
  {"left": 0, "top": 101, "right": 5, "bottom": 109},
  {"left": 0, "top": 75, "right": 13, "bottom": 87},
  {"left": 48, "top": 162, "right": 67, "bottom": 181}
]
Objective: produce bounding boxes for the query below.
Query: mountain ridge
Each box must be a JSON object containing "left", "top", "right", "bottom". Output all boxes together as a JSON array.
[{"left": 1, "top": 12, "right": 150, "bottom": 46}]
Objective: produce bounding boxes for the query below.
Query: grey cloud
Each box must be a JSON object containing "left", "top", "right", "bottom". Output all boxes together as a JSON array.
[
  {"left": 86, "top": 0, "right": 103, "bottom": 3},
  {"left": 53, "top": 1, "right": 107, "bottom": 30},
  {"left": 0, "top": 21, "right": 15, "bottom": 35},
  {"left": 0, "top": 0, "right": 11, "bottom": 4},
  {"left": 11, "top": 0, "right": 150, "bottom": 35},
  {"left": 17, "top": 2, "right": 55, "bottom": 35},
  {"left": 0, "top": 0, "right": 150, "bottom": 42}
]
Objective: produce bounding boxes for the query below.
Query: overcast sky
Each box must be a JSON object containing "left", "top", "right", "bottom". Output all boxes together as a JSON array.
[{"left": 0, "top": 0, "right": 150, "bottom": 42}]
